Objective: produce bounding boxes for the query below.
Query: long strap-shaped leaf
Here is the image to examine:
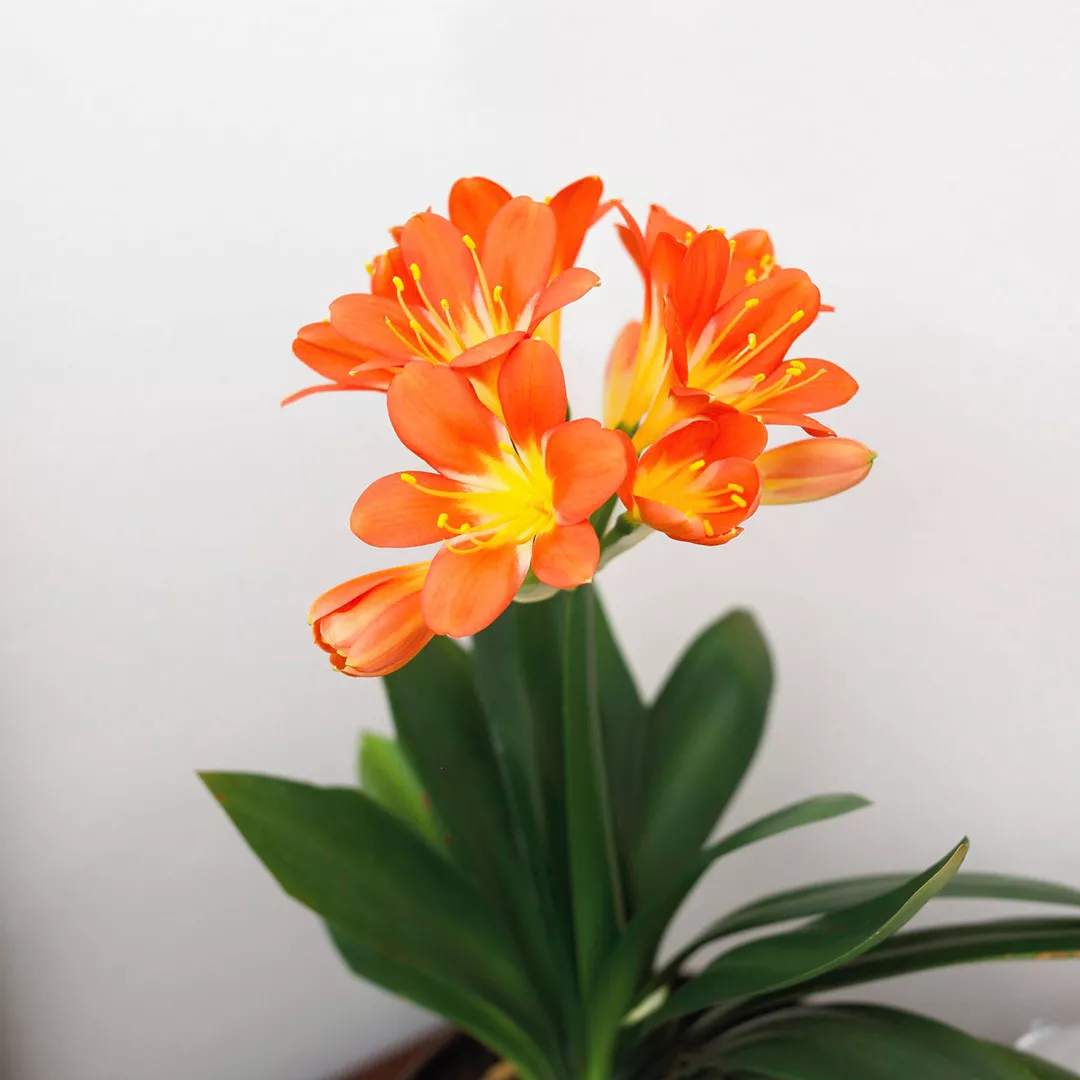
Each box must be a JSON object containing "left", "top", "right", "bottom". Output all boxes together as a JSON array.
[
  {"left": 327, "top": 923, "right": 554, "bottom": 1080},
  {"left": 383, "top": 637, "right": 566, "bottom": 1038},
  {"left": 592, "top": 794, "right": 871, "bottom": 1052},
  {"left": 994, "top": 1044, "right": 1080, "bottom": 1080},
  {"left": 563, "top": 585, "right": 626, "bottom": 1080},
  {"left": 712, "top": 1004, "right": 1039, "bottom": 1079},
  {"left": 634, "top": 611, "right": 772, "bottom": 907},
  {"left": 200, "top": 772, "right": 557, "bottom": 1062},
  {"left": 763, "top": 916, "right": 1080, "bottom": 998},
  {"left": 357, "top": 733, "right": 442, "bottom": 847},
  {"left": 689, "top": 871, "right": 1080, "bottom": 944},
  {"left": 651, "top": 838, "right": 969, "bottom": 1024}
]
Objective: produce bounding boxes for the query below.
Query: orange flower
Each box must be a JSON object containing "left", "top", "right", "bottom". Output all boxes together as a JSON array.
[
  {"left": 757, "top": 437, "right": 876, "bottom": 504},
  {"left": 605, "top": 205, "right": 856, "bottom": 451},
  {"left": 350, "top": 340, "right": 627, "bottom": 637},
  {"left": 288, "top": 177, "right": 609, "bottom": 406},
  {"left": 309, "top": 563, "right": 432, "bottom": 677},
  {"left": 618, "top": 410, "right": 766, "bottom": 545}
]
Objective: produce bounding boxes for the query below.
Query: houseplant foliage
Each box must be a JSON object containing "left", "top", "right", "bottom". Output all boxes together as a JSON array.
[{"left": 205, "top": 177, "right": 1080, "bottom": 1080}]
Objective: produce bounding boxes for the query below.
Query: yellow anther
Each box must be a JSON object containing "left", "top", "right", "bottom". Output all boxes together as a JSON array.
[
  {"left": 703, "top": 520, "right": 715, "bottom": 537},
  {"left": 440, "top": 298, "right": 451, "bottom": 312},
  {"left": 462, "top": 234, "right": 477, "bottom": 250},
  {"left": 401, "top": 473, "right": 417, "bottom": 485},
  {"left": 789, "top": 309, "right": 806, "bottom": 323},
  {"left": 730, "top": 493, "right": 748, "bottom": 508},
  {"left": 760, "top": 253, "right": 774, "bottom": 268},
  {"left": 747, "top": 332, "right": 758, "bottom": 349},
  {"left": 684, "top": 230, "right": 695, "bottom": 245},
  {"left": 409, "top": 319, "right": 423, "bottom": 332},
  {"left": 744, "top": 297, "right": 760, "bottom": 308},
  {"left": 751, "top": 373, "right": 766, "bottom": 384},
  {"left": 689, "top": 459, "right": 707, "bottom": 472},
  {"left": 745, "top": 268, "right": 758, "bottom": 284},
  {"left": 727, "top": 482, "right": 745, "bottom": 494},
  {"left": 436, "top": 512, "right": 449, "bottom": 530},
  {"left": 729, "top": 238, "right": 737, "bottom": 254},
  {"left": 365, "top": 262, "right": 375, "bottom": 276},
  {"left": 322, "top": 317, "right": 330, "bottom": 323},
  {"left": 492, "top": 284, "right": 503, "bottom": 305},
  {"left": 544, "top": 195, "right": 553, "bottom": 205},
  {"left": 785, "top": 366, "right": 803, "bottom": 377},
  {"left": 409, "top": 262, "right": 422, "bottom": 281},
  {"left": 392, "top": 275, "right": 405, "bottom": 292}
]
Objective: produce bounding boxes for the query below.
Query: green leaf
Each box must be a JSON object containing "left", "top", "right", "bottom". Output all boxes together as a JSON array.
[
  {"left": 200, "top": 773, "right": 550, "bottom": 1041},
  {"left": 357, "top": 733, "right": 440, "bottom": 846},
  {"left": 382, "top": 636, "right": 566, "bottom": 1040},
  {"left": 563, "top": 586, "right": 625, "bottom": 986},
  {"left": 714, "top": 1004, "right": 1037, "bottom": 1079},
  {"left": 994, "top": 1045, "right": 1080, "bottom": 1080},
  {"left": 327, "top": 923, "right": 554, "bottom": 1080},
  {"left": 697, "top": 871, "right": 1080, "bottom": 943},
  {"left": 769, "top": 917, "right": 1080, "bottom": 997},
  {"left": 563, "top": 585, "right": 625, "bottom": 1080},
  {"left": 594, "top": 795, "right": 870, "bottom": 1049},
  {"left": 634, "top": 610, "right": 772, "bottom": 905},
  {"left": 592, "top": 590, "right": 648, "bottom": 900},
  {"left": 654, "top": 838, "right": 969, "bottom": 1022}
]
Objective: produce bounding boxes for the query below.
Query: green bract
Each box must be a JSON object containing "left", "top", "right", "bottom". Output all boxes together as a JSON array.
[{"left": 204, "top": 588, "right": 1080, "bottom": 1080}]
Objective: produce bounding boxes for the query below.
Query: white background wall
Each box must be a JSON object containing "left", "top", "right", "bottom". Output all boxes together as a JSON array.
[{"left": 4, "top": 1, "right": 1079, "bottom": 1077}]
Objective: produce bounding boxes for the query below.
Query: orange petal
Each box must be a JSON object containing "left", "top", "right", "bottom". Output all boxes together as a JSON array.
[
  {"left": 602, "top": 320, "right": 642, "bottom": 430},
  {"left": 370, "top": 246, "right": 421, "bottom": 305},
  {"left": 448, "top": 330, "right": 526, "bottom": 369},
  {"left": 709, "top": 411, "right": 769, "bottom": 459},
  {"left": 448, "top": 177, "right": 512, "bottom": 246},
  {"left": 752, "top": 410, "right": 836, "bottom": 437},
  {"left": 673, "top": 228, "right": 731, "bottom": 343},
  {"left": 329, "top": 294, "right": 417, "bottom": 362},
  {"left": 755, "top": 358, "right": 858, "bottom": 413},
  {"left": 288, "top": 321, "right": 396, "bottom": 402},
  {"left": 648, "top": 231, "right": 686, "bottom": 298},
  {"left": 722, "top": 229, "right": 775, "bottom": 304},
  {"left": 665, "top": 299, "right": 689, "bottom": 384},
  {"left": 308, "top": 566, "right": 416, "bottom": 625},
  {"left": 645, "top": 204, "right": 695, "bottom": 254},
  {"left": 497, "top": 339, "right": 567, "bottom": 451},
  {"left": 527, "top": 267, "right": 600, "bottom": 333},
  {"left": 548, "top": 175, "right": 604, "bottom": 274},
  {"left": 532, "top": 522, "right": 600, "bottom": 589},
  {"left": 422, "top": 542, "right": 529, "bottom": 637},
  {"left": 350, "top": 472, "right": 473, "bottom": 547},
  {"left": 387, "top": 364, "right": 503, "bottom": 482},
  {"left": 614, "top": 202, "right": 649, "bottom": 277},
  {"left": 400, "top": 211, "right": 477, "bottom": 321},
  {"left": 757, "top": 438, "right": 875, "bottom": 504},
  {"left": 544, "top": 418, "right": 629, "bottom": 523},
  {"left": 481, "top": 197, "right": 557, "bottom": 323}
]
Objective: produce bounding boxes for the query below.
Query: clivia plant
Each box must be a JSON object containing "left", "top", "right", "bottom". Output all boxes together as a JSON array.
[{"left": 204, "top": 176, "right": 1080, "bottom": 1080}]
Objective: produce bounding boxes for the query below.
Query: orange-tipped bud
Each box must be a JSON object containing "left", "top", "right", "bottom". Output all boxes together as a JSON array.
[
  {"left": 309, "top": 563, "right": 432, "bottom": 677},
  {"left": 757, "top": 438, "right": 875, "bottom": 505}
]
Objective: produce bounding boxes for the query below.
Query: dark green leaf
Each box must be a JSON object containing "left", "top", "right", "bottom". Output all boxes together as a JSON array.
[
  {"left": 994, "top": 1045, "right": 1080, "bottom": 1080},
  {"left": 593, "top": 589, "right": 648, "bottom": 901},
  {"left": 563, "top": 585, "right": 625, "bottom": 987},
  {"left": 714, "top": 1004, "right": 1036, "bottom": 1079},
  {"left": 200, "top": 773, "right": 549, "bottom": 1041},
  {"left": 327, "top": 923, "right": 555, "bottom": 1080},
  {"left": 357, "top": 733, "right": 440, "bottom": 846},
  {"left": 654, "top": 838, "right": 968, "bottom": 1022},
  {"left": 772, "top": 917, "right": 1080, "bottom": 997},
  {"left": 595, "top": 795, "right": 870, "bottom": 1045},
  {"left": 382, "top": 636, "right": 566, "bottom": 1037},
  {"left": 635, "top": 611, "right": 772, "bottom": 905},
  {"left": 698, "top": 871, "right": 1080, "bottom": 942}
]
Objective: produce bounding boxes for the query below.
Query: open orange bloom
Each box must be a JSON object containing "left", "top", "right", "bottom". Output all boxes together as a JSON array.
[
  {"left": 309, "top": 563, "right": 432, "bottom": 677},
  {"left": 757, "top": 437, "right": 876, "bottom": 504},
  {"left": 350, "top": 341, "right": 627, "bottom": 637},
  {"left": 619, "top": 409, "right": 766, "bottom": 545},
  {"left": 605, "top": 206, "right": 857, "bottom": 451},
  {"left": 288, "top": 177, "right": 608, "bottom": 407}
]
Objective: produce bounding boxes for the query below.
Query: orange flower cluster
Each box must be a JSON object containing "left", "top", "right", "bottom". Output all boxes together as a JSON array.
[{"left": 296, "top": 177, "right": 874, "bottom": 676}]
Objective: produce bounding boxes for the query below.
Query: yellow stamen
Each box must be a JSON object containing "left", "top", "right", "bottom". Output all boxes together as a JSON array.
[
  {"left": 728, "top": 238, "right": 736, "bottom": 254},
  {"left": 408, "top": 319, "right": 444, "bottom": 364},
  {"left": 462, "top": 234, "right": 499, "bottom": 327},
  {"left": 365, "top": 262, "right": 375, "bottom": 276},
  {"left": 703, "top": 519, "right": 715, "bottom": 536},
  {"left": 689, "top": 459, "right": 706, "bottom": 472},
  {"left": 409, "top": 262, "right": 422, "bottom": 281},
  {"left": 727, "top": 482, "right": 745, "bottom": 494},
  {"left": 684, "top": 230, "right": 694, "bottom": 245},
  {"left": 401, "top": 473, "right": 417, "bottom": 484},
  {"left": 745, "top": 268, "right": 758, "bottom": 285},
  {"left": 730, "top": 493, "right": 748, "bottom": 508}
]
